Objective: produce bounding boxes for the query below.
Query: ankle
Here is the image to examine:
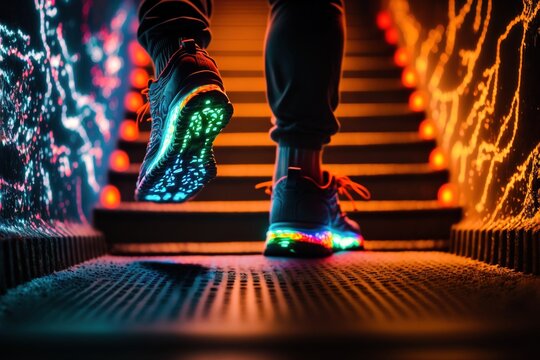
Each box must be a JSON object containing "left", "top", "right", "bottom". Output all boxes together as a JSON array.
[{"left": 274, "top": 146, "right": 323, "bottom": 184}]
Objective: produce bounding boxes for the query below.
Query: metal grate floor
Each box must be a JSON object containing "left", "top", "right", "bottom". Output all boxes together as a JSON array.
[{"left": 1, "top": 252, "right": 540, "bottom": 358}]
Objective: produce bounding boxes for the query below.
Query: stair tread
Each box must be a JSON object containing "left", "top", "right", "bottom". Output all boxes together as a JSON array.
[
  {"left": 214, "top": 55, "right": 397, "bottom": 71},
  {"left": 223, "top": 77, "right": 407, "bottom": 92},
  {"left": 234, "top": 103, "right": 417, "bottom": 117},
  {"left": 133, "top": 131, "right": 426, "bottom": 146},
  {"left": 97, "top": 200, "right": 457, "bottom": 213},
  {"left": 115, "top": 163, "right": 444, "bottom": 177}
]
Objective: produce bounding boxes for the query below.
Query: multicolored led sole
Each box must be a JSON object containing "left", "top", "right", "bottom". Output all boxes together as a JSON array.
[
  {"left": 263, "top": 226, "right": 364, "bottom": 258},
  {"left": 135, "top": 85, "right": 233, "bottom": 202}
]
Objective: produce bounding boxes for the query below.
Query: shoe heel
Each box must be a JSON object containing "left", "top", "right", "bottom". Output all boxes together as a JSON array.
[{"left": 264, "top": 226, "right": 333, "bottom": 258}]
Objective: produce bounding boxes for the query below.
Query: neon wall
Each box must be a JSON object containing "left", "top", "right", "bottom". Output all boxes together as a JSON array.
[
  {"left": 387, "top": 0, "right": 540, "bottom": 231},
  {"left": 0, "top": 0, "right": 136, "bottom": 235}
]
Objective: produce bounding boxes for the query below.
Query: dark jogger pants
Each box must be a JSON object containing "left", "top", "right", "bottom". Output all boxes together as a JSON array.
[{"left": 138, "top": 0, "right": 345, "bottom": 150}]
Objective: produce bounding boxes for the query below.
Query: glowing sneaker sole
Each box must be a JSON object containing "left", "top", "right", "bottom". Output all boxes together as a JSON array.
[
  {"left": 263, "top": 225, "right": 364, "bottom": 258},
  {"left": 135, "top": 85, "right": 233, "bottom": 202}
]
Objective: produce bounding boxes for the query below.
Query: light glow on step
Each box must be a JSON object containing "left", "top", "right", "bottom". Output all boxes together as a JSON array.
[
  {"left": 438, "top": 183, "right": 458, "bottom": 207},
  {"left": 100, "top": 185, "right": 121, "bottom": 209},
  {"left": 129, "top": 40, "right": 151, "bottom": 67},
  {"left": 119, "top": 120, "right": 139, "bottom": 141},
  {"left": 376, "top": 11, "right": 392, "bottom": 30},
  {"left": 385, "top": 28, "right": 399, "bottom": 45},
  {"left": 130, "top": 68, "right": 150, "bottom": 89},
  {"left": 429, "top": 147, "right": 447, "bottom": 170},
  {"left": 419, "top": 119, "right": 436, "bottom": 140},
  {"left": 401, "top": 67, "right": 418, "bottom": 88},
  {"left": 124, "top": 91, "right": 144, "bottom": 113},
  {"left": 109, "top": 150, "right": 130, "bottom": 172},
  {"left": 394, "top": 48, "right": 409, "bottom": 67},
  {"left": 408, "top": 90, "right": 426, "bottom": 112}
]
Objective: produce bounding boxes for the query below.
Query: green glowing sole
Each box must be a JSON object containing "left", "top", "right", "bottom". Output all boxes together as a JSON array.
[{"left": 136, "top": 89, "right": 233, "bottom": 203}]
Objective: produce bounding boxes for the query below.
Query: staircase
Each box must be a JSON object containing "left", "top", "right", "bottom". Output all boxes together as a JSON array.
[{"left": 93, "top": 0, "right": 461, "bottom": 253}]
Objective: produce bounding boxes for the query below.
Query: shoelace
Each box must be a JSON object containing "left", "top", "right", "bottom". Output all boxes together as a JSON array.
[
  {"left": 255, "top": 174, "right": 371, "bottom": 210},
  {"left": 136, "top": 80, "right": 153, "bottom": 123},
  {"left": 336, "top": 175, "right": 371, "bottom": 210}
]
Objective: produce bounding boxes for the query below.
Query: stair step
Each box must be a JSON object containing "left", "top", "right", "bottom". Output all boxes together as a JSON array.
[
  {"left": 119, "top": 132, "right": 435, "bottom": 164},
  {"left": 110, "top": 164, "right": 448, "bottom": 202},
  {"left": 138, "top": 108, "right": 425, "bottom": 134},
  {"left": 214, "top": 55, "right": 398, "bottom": 72},
  {"left": 210, "top": 25, "right": 384, "bottom": 41},
  {"left": 220, "top": 68, "right": 403, "bottom": 79},
  {"left": 93, "top": 200, "right": 462, "bottom": 243},
  {"left": 224, "top": 77, "right": 407, "bottom": 92},
  {"left": 209, "top": 39, "right": 393, "bottom": 55},
  {"left": 228, "top": 90, "right": 412, "bottom": 104}
]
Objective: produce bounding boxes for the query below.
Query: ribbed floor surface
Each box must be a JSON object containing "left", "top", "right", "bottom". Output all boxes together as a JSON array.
[
  {"left": 2, "top": 252, "right": 540, "bottom": 358},
  {"left": 2, "top": 252, "right": 539, "bottom": 326}
]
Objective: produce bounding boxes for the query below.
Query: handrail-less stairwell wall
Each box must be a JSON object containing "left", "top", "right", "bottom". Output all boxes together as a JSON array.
[
  {"left": 0, "top": 0, "right": 137, "bottom": 291},
  {"left": 385, "top": 0, "right": 540, "bottom": 272}
]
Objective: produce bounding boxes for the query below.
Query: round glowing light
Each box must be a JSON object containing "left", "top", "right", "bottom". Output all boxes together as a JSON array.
[
  {"left": 105, "top": 56, "right": 122, "bottom": 75},
  {"left": 429, "top": 147, "right": 447, "bottom": 170},
  {"left": 438, "top": 183, "right": 458, "bottom": 207},
  {"left": 100, "top": 185, "right": 121, "bottom": 209},
  {"left": 376, "top": 11, "right": 392, "bottom": 30},
  {"left": 119, "top": 120, "right": 139, "bottom": 141},
  {"left": 385, "top": 28, "right": 399, "bottom": 45},
  {"left": 130, "top": 68, "right": 149, "bottom": 89},
  {"left": 129, "top": 41, "right": 151, "bottom": 67},
  {"left": 394, "top": 48, "right": 409, "bottom": 67},
  {"left": 109, "top": 150, "right": 130, "bottom": 172},
  {"left": 419, "top": 119, "right": 436, "bottom": 140},
  {"left": 124, "top": 91, "right": 144, "bottom": 113},
  {"left": 409, "top": 90, "right": 426, "bottom": 112},
  {"left": 401, "top": 67, "right": 418, "bottom": 88}
]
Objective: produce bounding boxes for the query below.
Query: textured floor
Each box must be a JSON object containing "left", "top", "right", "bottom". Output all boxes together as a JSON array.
[{"left": 1, "top": 252, "right": 540, "bottom": 358}]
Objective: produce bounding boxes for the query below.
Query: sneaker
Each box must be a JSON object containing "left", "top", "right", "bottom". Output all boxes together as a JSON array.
[
  {"left": 262, "top": 167, "right": 370, "bottom": 257},
  {"left": 135, "top": 39, "right": 233, "bottom": 202}
]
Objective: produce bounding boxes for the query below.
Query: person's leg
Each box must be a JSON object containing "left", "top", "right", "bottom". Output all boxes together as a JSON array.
[
  {"left": 265, "top": 0, "right": 345, "bottom": 184},
  {"left": 138, "top": 0, "right": 213, "bottom": 75},
  {"left": 263, "top": 0, "right": 370, "bottom": 257},
  {"left": 134, "top": 0, "right": 233, "bottom": 203}
]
